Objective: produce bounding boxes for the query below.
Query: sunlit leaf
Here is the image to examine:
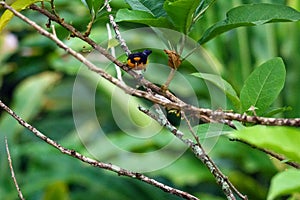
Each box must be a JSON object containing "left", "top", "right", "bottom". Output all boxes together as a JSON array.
[
  {"left": 164, "top": 0, "right": 201, "bottom": 33},
  {"left": 107, "top": 38, "right": 119, "bottom": 49},
  {"left": 240, "top": 57, "right": 286, "bottom": 115},
  {"left": 230, "top": 125, "right": 300, "bottom": 163},
  {"left": 124, "top": 0, "right": 166, "bottom": 17},
  {"left": 267, "top": 169, "right": 300, "bottom": 200},
  {"left": 0, "top": 0, "right": 42, "bottom": 32},
  {"left": 115, "top": 9, "right": 172, "bottom": 28}
]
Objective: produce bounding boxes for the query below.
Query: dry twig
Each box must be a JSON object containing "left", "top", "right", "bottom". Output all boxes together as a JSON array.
[
  {"left": 0, "top": 100, "right": 199, "bottom": 200},
  {"left": 105, "top": 0, "right": 131, "bottom": 55},
  {"left": 1, "top": 1, "right": 299, "bottom": 199},
  {"left": 139, "top": 105, "right": 248, "bottom": 200},
  {"left": 230, "top": 138, "right": 300, "bottom": 169},
  {"left": 27, "top": 4, "right": 300, "bottom": 128},
  {"left": 5, "top": 137, "right": 25, "bottom": 200}
]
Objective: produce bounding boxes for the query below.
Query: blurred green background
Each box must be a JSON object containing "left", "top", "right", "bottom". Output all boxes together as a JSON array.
[{"left": 0, "top": 0, "right": 299, "bottom": 199}]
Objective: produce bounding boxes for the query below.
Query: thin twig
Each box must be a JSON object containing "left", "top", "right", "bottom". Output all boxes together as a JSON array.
[
  {"left": 163, "top": 68, "right": 176, "bottom": 90},
  {"left": 2, "top": 1, "right": 298, "bottom": 199},
  {"left": 4, "top": 2, "right": 187, "bottom": 125},
  {"left": 0, "top": 0, "right": 298, "bottom": 172},
  {"left": 0, "top": 100, "right": 199, "bottom": 200},
  {"left": 106, "top": 23, "right": 123, "bottom": 81},
  {"left": 231, "top": 138, "right": 300, "bottom": 169},
  {"left": 178, "top": 35, "right": 186, "bottom": 55},
  {"left": 181, "top": 111, "right": 201, "bottom": 146},
  {"left": 139, "top": 105, "right": 248, "bottom": 200},
  {"left": 51, "top": 24, "right": 57, "bottom": 37},
  {"left": 29, "top": 4, "right": 175, "bottom": 100},
  {"left": 180, "top": 111, "right": 248, "bottom": 200},
  {"left": 28, "top": 4, "right": 300, "bottom": 127},
  {"left": 105, "top": 0, "right": 131, "bottom": 55},
  {"left": 5, "top": 137, "right": 26, "bottom": 200},
  {"left": 50, "top": 0, "right": 59, "bottom": 17},
  {"left": 193, "top": 109, "right": 300, "bottom": 127}
]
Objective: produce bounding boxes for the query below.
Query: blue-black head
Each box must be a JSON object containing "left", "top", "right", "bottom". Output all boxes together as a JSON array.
[{"left": 142, "top": 49, "right": 152, "bottom": 56}]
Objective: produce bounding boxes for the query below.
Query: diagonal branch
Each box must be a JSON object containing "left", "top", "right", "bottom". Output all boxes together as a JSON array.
[
  {"left": 230, "top": 138, "right": 300, "bottom": 169},
  {"left": 105, "top": 0, "right": 131, "bottom": 55},
  {"left": 0, "top": 1, "right": 299, "bottom": 199},
  {"left": 5, "top": 137, "right": 26, "bottom": 200},
  {"left": 0, "top": 100, "right": 199, "bottom": 200},
  {"left": 27, "top": 3, "right": 300, "bottom": 127},
  {"left": 139, "top": 105, "right": 248, "bottom": 200}
]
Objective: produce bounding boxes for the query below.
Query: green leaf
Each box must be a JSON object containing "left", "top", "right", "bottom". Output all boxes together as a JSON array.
[
  {"left": 199, "top": 3, "right": 300, "bottom": 44},
  {"left": 231, "top": 121, "right": 245, "bottom": 131},
  {"left": 82, "top": 0, "right": 104, "bottom": 15},
  {"left": 230, "top": 125, "right": 300, "bottom": 163},
  {"left": 124, "top": 0, "right": 166, "bottom": 17},
  {"left": 267, "top": 169, "right": 300, "bottom": 200},
  {"left": 82, "top": 0, "right": 93, "bottom": 12},
  {"left": 264, "top": 106, "right": 292, "bottom": 117},
  {"left": 240, "top": 57, "right": 286, "bottom": 115},
  {"left": 0, "top": 0, "right": 43, "bottom": 32},
  {"left": 164, "top": 0, "right": 201, "bottom": 33},
  {"left": 115, "top": 9, "right": 172, "bottom": 28},
  {"left": 107, "top": 38, "right": 119, "bottom": 49},
  {"left": 192, "top": 72, "right": 241, "bottom": 111}
]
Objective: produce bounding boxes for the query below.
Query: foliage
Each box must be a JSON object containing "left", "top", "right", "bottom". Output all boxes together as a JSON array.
[
  {"left": 268, "top": 169, "right": 300, "bottom": 200},
  {"left": 230, "top": 125, "right": 300, "bottom": 163},
  {"left": 0, "top": 0, "right": 43, "bottom": 32},
  {"left": 0, "top": 0, "right": 300, "bottom": 199}
]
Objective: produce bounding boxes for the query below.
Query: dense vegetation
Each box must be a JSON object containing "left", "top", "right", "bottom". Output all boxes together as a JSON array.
[{"left": 0, "top": 0, "right": 299, "bottom": 199}]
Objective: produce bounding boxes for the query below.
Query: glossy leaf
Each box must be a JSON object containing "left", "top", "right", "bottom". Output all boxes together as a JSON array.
[
  {"left": 267, "top": 169, "right": 300, "bottom": 200},
  {"left": 124, "top": 0, "right": 166, "bottom": 17},
  {"left": 82, "top": 0, "right": 104, "bottom": 15},
  {"left": 115, "top": 9, "right": 172, "bottom": 28},
  {"left": 240, "top": 57, "right": 285, "bottom": 115},
  {"left": 192, "top": 72, "right": 241, "bottom": 111},
  {"left": 164, "top": 0, "right": 201, "bottom": 33},
  {"left": 0, "top": 0, "right": 42, "bottom": 32},
  {"left": 199, "top": 3, "right": 300, "bottom": 44},
  {"left": 230, "top": 125, "right": 300, "bottom": 163}
]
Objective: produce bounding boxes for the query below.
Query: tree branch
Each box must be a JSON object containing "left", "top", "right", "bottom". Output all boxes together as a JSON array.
[
  {"left": 139, "top": 105, "right": 248, "bottom": 200},
  {"left": 27, "top": 3, "right": 300, "bottom": 127},
  {"left": 0, "top": 1, "right": 299, "bottom": 199},
  {"left": 230, "top": 138, "right": 300, "bottom": 169},
  {"left": 0, "top": 100, "right": 199, "bottom": 200},
  {"left": 105, "top": 0, "right": 131, "bottom": 55},
  {"left": 5, "top": 137, "right": 25, "bottom": 200},
  {"left": 29, "top": 3, "right": 182, "bottom": 103}
]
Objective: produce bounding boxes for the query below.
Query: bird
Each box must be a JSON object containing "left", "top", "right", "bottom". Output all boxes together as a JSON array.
[{"left": 127, "top": 49, "right": 152, "bottom": 70}]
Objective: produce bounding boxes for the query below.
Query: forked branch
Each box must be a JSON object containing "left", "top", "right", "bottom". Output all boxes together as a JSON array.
[{"left": 0, "top": 100, "right": 198, "bottom": 200}]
